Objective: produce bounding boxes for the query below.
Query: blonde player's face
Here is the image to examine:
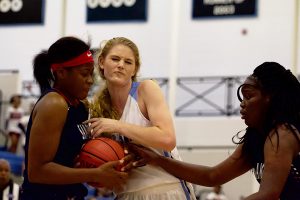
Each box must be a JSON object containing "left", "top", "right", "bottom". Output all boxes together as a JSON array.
[{"left": 100, "top": 44, "right": 136, "bottom": 86}]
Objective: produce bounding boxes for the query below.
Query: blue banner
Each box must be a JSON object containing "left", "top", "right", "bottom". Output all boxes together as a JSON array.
[
  {"left": 87, "top": 0, "right": 147, "bottom": 22},
  {"left": 192, "top": 0, "right": 257, "bottom": 18},
  {"left": 0, "top": 0, "right": 45, "bottom": 25}
]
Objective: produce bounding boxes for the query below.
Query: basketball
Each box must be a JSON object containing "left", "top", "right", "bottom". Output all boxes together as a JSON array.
[{"left": 76, "top": 137, "right": 125, "bottom": 187}]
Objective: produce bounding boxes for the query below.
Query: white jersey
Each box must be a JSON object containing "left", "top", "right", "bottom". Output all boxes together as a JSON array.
[
  {"left": 117, "top": 82, "right": 196, "bottom": 200},
  {"left": 5, "top": 106, "right": 24, "bottom": 134},
  {"left": 2, "top": 181, "right": 20, "bottom": 200}
]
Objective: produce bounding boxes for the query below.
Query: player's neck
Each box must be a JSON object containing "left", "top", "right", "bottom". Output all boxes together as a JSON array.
[{"left": 52, "top": 87, "right": 80, "bottom": 106}]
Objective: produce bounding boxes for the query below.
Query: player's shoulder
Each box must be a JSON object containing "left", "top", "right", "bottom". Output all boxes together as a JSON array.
[
  {"left": 36, "top": 92, "right": 68, "bottom": 111},
  {"left": 138, "top": 79, "right": 160, "bottom": 90},
  {"left": 271, "top": 123, "right": 299, "bottom": 139},
  {"left": 137, "top": 80, "right": 161, "bottom": 97}
]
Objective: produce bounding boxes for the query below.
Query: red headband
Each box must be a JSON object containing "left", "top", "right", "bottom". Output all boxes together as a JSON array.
[{"left": 51, "top": 50, "right": 94, "bottom": 71}]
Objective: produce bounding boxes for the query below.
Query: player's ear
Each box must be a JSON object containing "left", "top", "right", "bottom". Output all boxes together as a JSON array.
[
  {"left": 98, "top": 57, "right": 104, "bottom": 70},
  {"left": 55, "top": 68, "right": 67, "bottom": 79}
]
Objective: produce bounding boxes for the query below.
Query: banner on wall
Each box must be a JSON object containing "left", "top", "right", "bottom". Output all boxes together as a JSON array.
[
  {"left": 0, "top": 0, "right": 44, "bottom": 25},
  {"left": 192, "top": 0, "right": 257, "bottom": 18},
  {"left": 87, "top": 0, "right": 147, "bottom": 22}
]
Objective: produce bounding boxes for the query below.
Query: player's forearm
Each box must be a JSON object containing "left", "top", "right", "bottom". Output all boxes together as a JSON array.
[
  {"left": 118, "top": 122, "right": 176, "bottom": 151},
  {"left": 154, "top": 156, "right": 217, "bottom": 186},
  {"left": 28, "top": 162, "right": 95, "bottom": 184}
]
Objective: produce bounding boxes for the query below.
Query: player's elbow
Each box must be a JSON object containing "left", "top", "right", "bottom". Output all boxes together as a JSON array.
[
  {"left": 27, "top": 165, "right": 42, "bottom": 183},
  {"left": 28, "top": 167, "right": 37, "bottom": 182},
  {"left": 163, "top": 136, "right": 176, "bottom": 151}
]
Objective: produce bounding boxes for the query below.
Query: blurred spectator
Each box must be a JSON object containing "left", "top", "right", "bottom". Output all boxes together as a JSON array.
[
  {"left": 0, "top": 159, "right": 20, "bottom": 200},
  {"left": 85, "top": 187, "right": 115, "bottom": 200},
  {"left": 205, "top": 185, "right": 228, "bottom": 200},
  {"left": 5, "top": 95, "right": 24, "bottom": 153},
  {"left": 95, "top": 188, "right": 115, "bottom": 200}
]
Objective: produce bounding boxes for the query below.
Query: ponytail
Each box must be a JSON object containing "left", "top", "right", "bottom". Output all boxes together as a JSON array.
[
  {"left": 33, "top": 50, "right": 53, "bottom": 94},
  {"left": 32, "top": 36, "right": 91, "bottom": 94}
]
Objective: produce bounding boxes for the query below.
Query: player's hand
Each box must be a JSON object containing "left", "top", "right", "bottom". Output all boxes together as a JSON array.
[
  {"left": 84, "top": 118, "right": 119, "bottom": 138},
  {"left": 93, "top": 160, "right": 128, "bottom": 191},
  {"left": 119, "top": 146, "right": 145, "bottom": 172},
  {"left": 127, "top": 143, "right": 161, "bottom": 166}
]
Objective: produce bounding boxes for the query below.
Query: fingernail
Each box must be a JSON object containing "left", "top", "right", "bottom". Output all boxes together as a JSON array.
[
  {"left": 133, "top": 162, "right": 137, "bottom": 166},
  {"left": 120, "top": 159, "right": 124, "bottom": 164},
  {"left": 121, "top": 167, "right": 125, "bottom": 172},
  {"left": 124, "top": 149, "right": 128, "bottom": 154}
]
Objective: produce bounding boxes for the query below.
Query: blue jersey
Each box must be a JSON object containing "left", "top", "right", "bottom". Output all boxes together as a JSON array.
[{"left": 21, "top": 89, "right": 88, "bottom": 200}]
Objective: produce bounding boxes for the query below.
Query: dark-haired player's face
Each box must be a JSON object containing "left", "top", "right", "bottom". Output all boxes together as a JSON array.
[
  {"left": 65, "top": 63, "right": 94, "bottom": 100},
  {"left": 239, "top": 77, "right": 270, "bottom": 130}
]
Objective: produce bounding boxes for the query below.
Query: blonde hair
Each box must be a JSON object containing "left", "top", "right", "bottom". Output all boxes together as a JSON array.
[{"left": 90, "top": 37, "right": 141, "bottom": 119}]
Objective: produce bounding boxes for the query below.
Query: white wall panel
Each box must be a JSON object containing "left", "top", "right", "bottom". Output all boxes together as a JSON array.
[
  {"left": 0, "top": 0, "right": 63, "bottom": 80},
  {"left": 178, "top": 0, "right": 295, "bottom": 76}
]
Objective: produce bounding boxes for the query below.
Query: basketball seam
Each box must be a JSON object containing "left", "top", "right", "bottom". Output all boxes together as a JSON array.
[
  {"left": 81, "top": 149, "right": 109, "bottom": 163},
  {"left": 97, "top": 138, "right": 122, "bottom": 159}
]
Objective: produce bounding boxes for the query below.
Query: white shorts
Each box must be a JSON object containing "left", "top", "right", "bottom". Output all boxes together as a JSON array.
[{"left": 116, "top": 183, "right": 195, "bottom": 200}]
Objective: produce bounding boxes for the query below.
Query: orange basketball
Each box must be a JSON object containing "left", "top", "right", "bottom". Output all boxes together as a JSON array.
[{"left": 77, "top": 137, "right": 125, "bottom": 187}]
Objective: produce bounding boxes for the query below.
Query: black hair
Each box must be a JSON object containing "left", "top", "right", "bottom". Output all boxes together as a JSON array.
[
  {"left": 33, "top": 36, "right": 90, "bottom": 94},
  {"left": 233, "top": 62, "right": 300, "bottom": 165}
]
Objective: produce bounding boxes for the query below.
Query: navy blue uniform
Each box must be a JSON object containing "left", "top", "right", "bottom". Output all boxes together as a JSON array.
[
  {"left": 251, "top": 127, "right": 300, "bottom": 200},
  {"left": 20, "top": 90, "right": 88, "bottom": 200}
]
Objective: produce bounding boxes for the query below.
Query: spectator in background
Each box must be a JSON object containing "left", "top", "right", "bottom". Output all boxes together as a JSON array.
[
  {"left": 85, "top": 188, "right": 115, "bottom": 200},
  {"left": 5, "top": 94, "right": 24, "bottom": 153},
  {"left": 0, "top": 159, "right": 20, "bottom": 200},
  {"left": 205, "top": 185, "right": 228, "bottom": 200},
  {"left": 95, "top": 188, "right": 115, "bottom": 200}
]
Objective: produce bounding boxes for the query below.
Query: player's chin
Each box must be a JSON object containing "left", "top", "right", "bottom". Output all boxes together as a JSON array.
[{"left": 78, "top": 91, "right": 89, "bottom": 100}]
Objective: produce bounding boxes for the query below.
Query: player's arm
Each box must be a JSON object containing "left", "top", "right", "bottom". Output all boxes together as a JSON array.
[
  {"left": 87, "top": 80, "right": 176, "bottom": 151},
  {"left": 121, "top": 80, "right": 176, "bottom": 151},
  {"left": 130, "top": 143, "right": 252, "bottom": 186},
  {"left": 244, "top": 125, "right": 300, "bottom": 200},
  {"left": 28, "top": 92, "right": 74, "bottom": 183},
  {"left": 28, "top": 92, "right": 128, "bottom": 186},
  {"left": 28, "top": 93, "right": 93, "bottom": 184}
]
